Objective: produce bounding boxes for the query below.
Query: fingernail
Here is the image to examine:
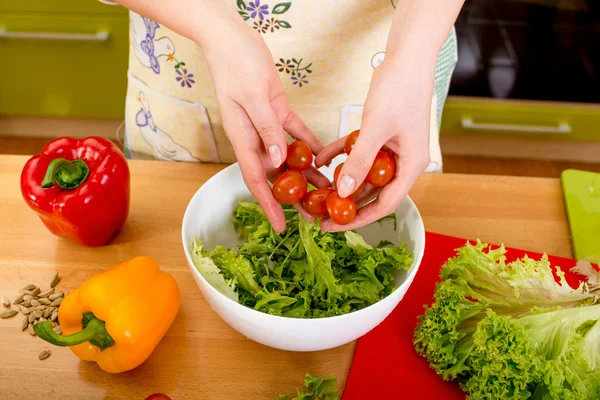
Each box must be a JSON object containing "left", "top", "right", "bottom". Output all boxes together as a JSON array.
[
  {"left": 337, "top": 175, "right": 356, "bottom": 198},
  {"left": 268, "top": 145, "right": 283, "bottom": 168}
]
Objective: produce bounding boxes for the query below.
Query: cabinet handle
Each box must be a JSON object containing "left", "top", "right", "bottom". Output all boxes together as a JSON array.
[
  {"left": 461, "top": 117, "right": 571, "bottom": 134},
  {"left": 0, "top": 29, "right": 109, "bottom": 42}
]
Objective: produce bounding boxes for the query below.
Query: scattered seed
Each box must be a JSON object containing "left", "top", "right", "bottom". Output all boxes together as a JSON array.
[
  {"left": 28, "top": 313, "right": 35, "bottom": 323},
  {"left": 20, "top": 301, "right": 32, "bottom": 308},
  {"left": 13, "top": 294, "right": 25, "bottom": 305},
  {"left": 21, "top": 316, "right": 28, "bottom": 331},
  {"left": 50, "top": 310, "right": 58, "bottom": 322},
  {"left": 52, "top": 325, "right": 62, "bottom": 335},
  {"left": 31, "top": 288, "right": 41, "bottom": 296},
  {"left": 28, "top": 324, "right": 36, "bottom": 336},
  {"left": 2, "top": 296, "right": 10, "bottom": 308},
  {"left": 30, "top": 300, "right": 41, "bottom": 307},
  {"left": 19, "top": 305, "right": 31, "bottom": 315},
  {"left": 50, "top": 274, "right": 60, "bottom": 288},
  {"left": 33, "top": 310, "right": 43, "bottom": 319},
  {"left": 38, "top": 350, "right": 52, "bottom": 360},
  {"left": 0, "top": 310, "right": 18, "bottom": 319},
  {"left": 48, "top": 292, "right": 63, "bottom": 301},
  {"left": 23, "top": 295, "right": 35, "bottom": 301},
  {"left": 50, "top": 298, "right": 63, "bottom": 307},
  {"left": 38, "top": 298, "right": 51, "bottom": 306},
  {"left": 43, "top": 308, "right": 52, "bottom": 318},
  {"left": 21, "top": 284, "right": 35, "bottom": 291},
  {"left": 38, "top": 289, "right": 54, "bottom": 298},
  {"left": 51, "top": 321, "right": 58, "bottom": 327},
  {"left": 38, "top": 317, "right": 47, "bottom": 323}
]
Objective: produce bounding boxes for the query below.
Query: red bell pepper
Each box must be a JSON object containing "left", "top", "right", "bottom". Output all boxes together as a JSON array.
[{"left": 21, "top": 137, "right": 130, "bottom": 247}]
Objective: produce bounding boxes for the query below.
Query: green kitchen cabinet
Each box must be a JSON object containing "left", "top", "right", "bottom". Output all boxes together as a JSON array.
[
  {"left": 441, "top": 97, "right": 600, "bottom": 143},
  {"left": 0, "top": 4, "right": 129, "bottom": 119}
]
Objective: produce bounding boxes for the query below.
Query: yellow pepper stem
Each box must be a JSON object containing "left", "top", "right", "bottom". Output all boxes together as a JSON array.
[{"left": 34, "top": 312, "right": 115, "bottom": 351}]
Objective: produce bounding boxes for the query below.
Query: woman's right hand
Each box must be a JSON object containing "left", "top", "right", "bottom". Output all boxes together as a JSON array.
[{"left": 196, "top": 7, "right": 329, "bottom": 233}]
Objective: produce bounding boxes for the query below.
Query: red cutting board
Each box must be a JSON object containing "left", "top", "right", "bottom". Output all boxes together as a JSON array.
[{"left": 342, "top": 232, "right": 591, "bottom": 400}]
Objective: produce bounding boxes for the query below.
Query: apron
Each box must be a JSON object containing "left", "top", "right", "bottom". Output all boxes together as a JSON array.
[{"left": 114, "top": 0, "right": 457, "bottom": 172}]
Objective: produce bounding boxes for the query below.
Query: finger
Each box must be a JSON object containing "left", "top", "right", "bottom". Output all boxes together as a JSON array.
[
  {"left": 243, "top": 97, "right": 288, "bottom": 169},
  {"left": 352, "top": 184, "right": 381, "bottom": 208},
  {"left": 314, "top": 136, "right": 346, "bottom": 168},
  {"left": 272, "top": 97, "right": 324, "bottom": 156},
  {"left": 303, "top": 166, "right": 331, "bottom": 189},
  {"left": 223, "top": 102, "right": 287, "bottom": 233},
  {"left": 238, "top": 150, "right": 287, "bottom": 233},
  {"left": 294, "top": 203, "right": 315, "bottom": 222},
  {"left": 336, "top": 131, "right": 384, "bottom": 198},
  {"left": 322, "top": 155, "right": 426, "bottom": 232}
]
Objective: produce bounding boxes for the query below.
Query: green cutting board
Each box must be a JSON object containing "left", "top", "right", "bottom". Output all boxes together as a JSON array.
[{"left": 561, "top": 169, "right": 600, "bottom": 263}]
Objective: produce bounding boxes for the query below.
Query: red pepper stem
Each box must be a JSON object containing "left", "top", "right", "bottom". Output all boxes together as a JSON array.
[
  {"left": 41, "top": 158, "right": 90, "bottom": 190},
  {"left": 34, "top": 312, "right": 115, "bottom": 351}
]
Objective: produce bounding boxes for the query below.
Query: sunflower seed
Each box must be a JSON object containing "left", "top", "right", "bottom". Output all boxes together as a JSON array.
[
  {"left": 2, "top": 296, "right": 10, "bottom": 308},
  {"left": 52, "top": 325, "right": 62, "bottom": 335},
  {"left": 31, "top": 288, "right": 40, "bottom": 296},
  {"left": 21, "top": 316, "right": 29, "bottom": 331},
  {"left": 28, "top": 313, "right": 36, "bottom": 322},
  {"left": 30, "top": 300, "right": 41, "bottom": 307},
  {"left": 48, "top": 292, "right": 63, "bottom": 301},
  {"left": 50, "top": 274, "right": 60, "bottom": 288},
  {"left": 22, "top": 295, "right": 35, "bottom": 301},
  {"left": 13, "top": 294, "right": 25, "bottom": 305},
  {"left": 38, "top": 350, "right": 52, "bottom": 360},
  {"left": 50, "top": 310, "right": 58, "bottom": 322},
  {"left": 35, "top": 306, "right": 47, "bottom": 312},
  {"left": 51, "top": 321, "right": 58, "bottom": 328},
  {"left": 38, "top": 298, "right": 51, "bottom": 306},
  {"left": 50, "top": 298, "right": 62, "bottom": 307},
  {"left": 38, "top": 289, "right": 54, "bottom": 298},
  {"left": 0, "top": 310, "right": 17, "bottom": 319},
  {"left": 28, "top": 324, "right": 35, "bottom": 336},
  {"left": 21, "top": 284, "right": 35, "bottom": 291},
  {"left": 19, "top": 305, "right": 31, "bottom": 315},
  {"left": 43, "top": 308, "right": 52, "bottom": 318},
  {"left": 33, "top": 310, "right": 43, "bottom": 318},
  {"left": 38, "top": 317, "right": 47, "bottom": 323},
  {"left": 20, "top": 301, "right": 32, "bottom": 308}
]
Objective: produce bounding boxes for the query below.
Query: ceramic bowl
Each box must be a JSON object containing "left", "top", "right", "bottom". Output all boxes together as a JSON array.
[{"left": 181, "top": 157, "right": 425, "bottom": 351}]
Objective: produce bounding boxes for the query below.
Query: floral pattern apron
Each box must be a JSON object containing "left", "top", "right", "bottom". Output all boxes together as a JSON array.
[{"left": 102, "top": 0, "right": 458, "bottom": 172}]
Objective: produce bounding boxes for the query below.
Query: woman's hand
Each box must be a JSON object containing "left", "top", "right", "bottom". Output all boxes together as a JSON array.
[
  {"left": 315, "top": 56, "right": 434, "bottom": 232},
  {"left": 201, "top": 17, "right": 329, "bottom": 233},
  {"left": 112, "top": 0, "right": 329, "bottom": 233}
]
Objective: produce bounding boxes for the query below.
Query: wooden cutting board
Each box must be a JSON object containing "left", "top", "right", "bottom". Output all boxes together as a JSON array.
[{"left": 561, "top": 169, "right": 600, "bottom": 263}]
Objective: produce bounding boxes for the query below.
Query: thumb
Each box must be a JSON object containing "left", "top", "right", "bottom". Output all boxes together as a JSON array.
[
  {"left": 337, "top": 132, "right": 382, "bottom": 198},
  {"left": 243, "top": 97, "right": 288, "bottom": 168}
]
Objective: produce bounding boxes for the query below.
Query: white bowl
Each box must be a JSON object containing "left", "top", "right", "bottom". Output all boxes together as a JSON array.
[{"left": 181, "top": 158, "right": 425, "bottom": 352}]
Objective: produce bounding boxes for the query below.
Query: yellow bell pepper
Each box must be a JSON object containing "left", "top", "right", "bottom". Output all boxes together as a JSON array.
[{"left": 34, "top": 256, "right": 180, "bottom": 373}]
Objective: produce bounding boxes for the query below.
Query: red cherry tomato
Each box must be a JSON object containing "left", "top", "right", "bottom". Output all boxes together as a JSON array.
[
  {"left": 145, "top": 394, "right": 172, "bottom": 400},
  {"left": 344, "top": 129, "right": 360, "bottom": 155},
  {"left": 333, "top": 163, "right": 365, "bottom": 198},
  {"left": 326, "top": 192, "right": 357, "bottom": 225},
  {"left": 272, "top": 170, "right": 308, "bottom": 205},
  {"left": 366, "top": 151, "right": 396, "bottom": 187},
  {"left": 285, "top": 140, "right": 313, "bottom": 171},
  {"left": 302, "top": 188, "right": 334, "bottom": 218}
]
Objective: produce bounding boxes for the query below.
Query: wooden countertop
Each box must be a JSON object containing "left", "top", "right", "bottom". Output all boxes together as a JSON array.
[{"left": 0, "top": 155, "right": 572, "bottom": 399}]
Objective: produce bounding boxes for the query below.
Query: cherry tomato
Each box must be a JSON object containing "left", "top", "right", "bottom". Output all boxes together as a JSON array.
[
  {"left": 344, "top": 130, "right": 360, "bottom": 155},
  {"left": 272, "top": 170, "right": 308, "bottom": 205},
  {"left": 145, "top": 394, "right": 172, "bottom": 400},
  {"left": 366, "top": 151, "right": 396, "bottom": 187},
  {"left": 326, "top": 191, "right": 357, "bottom": 225},
  {"left": 333, "top": 163, "right": 365, "bottom": 198},
  {"left": 302, "top": 188, "right": 334, "bottom": 218},
  {"left": 285, "top": 140, "right": 313, "bottom": 171}
]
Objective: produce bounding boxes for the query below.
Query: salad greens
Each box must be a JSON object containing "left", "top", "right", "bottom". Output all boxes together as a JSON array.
[
  {"left": 192, "top": 202, "right": 412, "bottom": 318},
  {"left": 276, "top": 373, "right": 339, "bottom": 400},
  {"left": 414, "top": 240, "right": 600, "bottom": 400}
]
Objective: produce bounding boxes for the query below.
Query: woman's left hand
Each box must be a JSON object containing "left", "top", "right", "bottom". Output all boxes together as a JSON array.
[{"left": 315, "top": 55, "right": 435, "bottom": 232}]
